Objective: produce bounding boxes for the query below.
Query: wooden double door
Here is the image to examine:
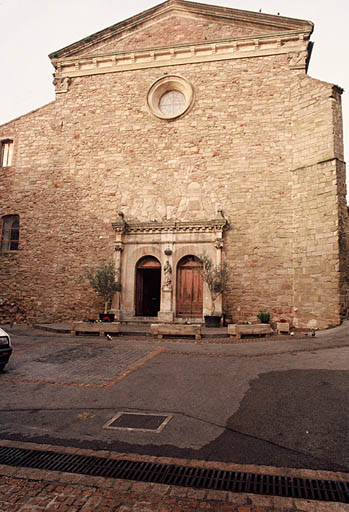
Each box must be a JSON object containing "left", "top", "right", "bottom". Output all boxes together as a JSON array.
[{"left": 176, "top": 256, "right": 203, "bottom": 317}]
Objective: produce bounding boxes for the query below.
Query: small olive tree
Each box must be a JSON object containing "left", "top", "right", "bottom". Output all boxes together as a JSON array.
[
  {"left": 83, "top": 261, "right": 120, "bottom": 313},
  {"left": 198, "top": 254, "right": 230, "bottom": 315}
]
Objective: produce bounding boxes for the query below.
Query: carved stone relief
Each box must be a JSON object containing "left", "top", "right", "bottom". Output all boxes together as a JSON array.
[
  {"left": 163, "top": 260, "right": 172, "bottom": 291},
  {"left": 176, "top": 181, "right": 216, "bottom": 220},
  {"left": 288, "top": 51, "right": 307, "bottom": 70},
  {"left": 53, "top": 76, "right": 71, "bottom": 94},
  {"left": 122, "top": 180, "right": 216, "bottom": 223},
  {"left": 127, "top": 186, "right": 166, "bottom": 221}
]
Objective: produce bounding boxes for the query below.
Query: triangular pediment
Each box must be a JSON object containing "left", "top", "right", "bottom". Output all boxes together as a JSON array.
[{"left": 49, "top": 0, "right": 313, "bottom": 60}]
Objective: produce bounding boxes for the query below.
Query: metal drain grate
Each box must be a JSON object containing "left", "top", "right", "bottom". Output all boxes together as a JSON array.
[
  {"left": 0, "top": 446, "right": 347, "bottom": 503},
  {"left": 104, "top": 412, "right": 173, "bottom": 432}
]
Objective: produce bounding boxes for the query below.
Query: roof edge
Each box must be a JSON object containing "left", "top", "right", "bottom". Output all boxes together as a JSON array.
[{"left": 0, "top": 101, "right": 56, "bottom": 129}]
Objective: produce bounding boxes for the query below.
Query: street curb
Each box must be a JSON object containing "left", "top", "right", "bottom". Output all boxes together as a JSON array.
[{"left": 0, "top": 439, "right": 347, "bottom": 482}]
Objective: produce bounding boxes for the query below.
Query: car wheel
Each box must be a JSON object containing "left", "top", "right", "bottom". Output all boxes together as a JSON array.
[{"left": 0, "top": 364, "right": 6, "bottom": 371}]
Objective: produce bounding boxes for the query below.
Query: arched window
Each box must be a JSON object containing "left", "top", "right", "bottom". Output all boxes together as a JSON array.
[
  {"left": 0, "top": 139, "right": 14, "bottom": 167},
  {"left": 1, "top": 215, "right": 19, "bottom": 251}
]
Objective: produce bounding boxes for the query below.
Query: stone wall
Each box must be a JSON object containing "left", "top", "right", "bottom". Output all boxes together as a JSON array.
[
  {"left": 80, "top": 14, "right": 286, "bottom": 58},
  {"left": 289, "top": 78, "right": 347, "bottom": 328},
  {"left": 0, "top": 49, "right": 347, "bottom": 326}
]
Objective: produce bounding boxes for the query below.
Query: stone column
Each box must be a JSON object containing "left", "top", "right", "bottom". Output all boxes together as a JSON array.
[
  {"left": 111, "top": 242, "right": 123, "bottom": 319},
  {"left": 214, "top": 236, "right": 224, "bottom": 316}
]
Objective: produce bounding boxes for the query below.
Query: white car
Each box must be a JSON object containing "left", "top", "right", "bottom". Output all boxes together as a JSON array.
[{"left": 0, "top": 327, "right": 12, "bottom": 370}]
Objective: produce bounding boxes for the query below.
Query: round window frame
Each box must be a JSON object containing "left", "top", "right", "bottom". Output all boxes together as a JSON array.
[{"left": 147, "top": 75, "right": 194, "bottom": 120}]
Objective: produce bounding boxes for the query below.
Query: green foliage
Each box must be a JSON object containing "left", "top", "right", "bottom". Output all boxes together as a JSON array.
[
  {"left": 83, "top": 261, "right": 119, "bottom": 313},
  {"left": 257, "top": 311, "right": 270, "bottom": 324},
  {"left": 198, "top": 253, "right": 230, "bottom": 315}
]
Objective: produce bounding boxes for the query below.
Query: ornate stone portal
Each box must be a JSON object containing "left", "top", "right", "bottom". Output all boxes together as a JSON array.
[{"left": 111, "top": 212, "right": 228, "bottom": 322}]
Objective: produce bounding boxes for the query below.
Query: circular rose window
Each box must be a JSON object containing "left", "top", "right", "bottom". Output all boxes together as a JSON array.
[
  {"left": 159, "top": 90, "right": 186, "bottom": 116},
  {"left": 147, "top": 75, "right": 194, "bottom": 120}
]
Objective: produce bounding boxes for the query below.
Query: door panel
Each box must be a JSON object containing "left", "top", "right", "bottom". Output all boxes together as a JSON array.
[
  {"left": 142, "top": 269, "right": 161, "bottom": 316},
  {"left": 191, "top": 268, "right": 203, "bottom": 316},
  {"left": 176, "top": 256, "right": 203, "bottom": 317},
  {"left": 135, "top": 267, "right": 143, "bottom": 316}
]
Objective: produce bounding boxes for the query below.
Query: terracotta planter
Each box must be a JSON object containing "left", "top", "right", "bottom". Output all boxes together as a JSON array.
[{"left": 204, "top": 315, "right": 221, "bottom": 328}]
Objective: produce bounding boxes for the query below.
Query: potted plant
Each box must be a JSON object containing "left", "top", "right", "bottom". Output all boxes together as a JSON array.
[
  {"left": 82, "top": 261, "right": 120, "bottom": 321},
  {"left": 257, "top": 311, "right": 270, "bottom": 324},
  {"left": 198, "top": 253, "right": 230, "bottom": 328},
  {"left": 223, "top": 311, "right": 233, "bottom": 326}
]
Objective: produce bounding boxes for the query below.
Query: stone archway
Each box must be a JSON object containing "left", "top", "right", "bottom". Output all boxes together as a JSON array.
[
  {"left": 135, "top": 256, "right": 161, "bottom": 317},
  {"left": 112, "top": 213, "right": 228, "bottom": 321},
  {"left": 176, "top": 255, "right": 203, "bottom": 317}
]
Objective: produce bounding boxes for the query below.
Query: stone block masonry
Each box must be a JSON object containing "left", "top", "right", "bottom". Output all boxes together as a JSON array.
[{"left": 0, "top": 1, "right": 347, "bottom": 328}]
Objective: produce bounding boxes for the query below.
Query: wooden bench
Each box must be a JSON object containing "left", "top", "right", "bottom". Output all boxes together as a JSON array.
[
  {"left": 72, "top": 322, "right": 121, "bottom": 336},
  {"left": 228, "top": 323, "right": 272, "bottom": 339},
  {"left": 151, "top": 323, "right": 201, "bottom": 340}
]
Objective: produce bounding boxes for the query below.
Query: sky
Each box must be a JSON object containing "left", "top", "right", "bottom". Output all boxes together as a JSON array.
[{"left": 0, "top": 0, "right": 348, "bottom": 166}]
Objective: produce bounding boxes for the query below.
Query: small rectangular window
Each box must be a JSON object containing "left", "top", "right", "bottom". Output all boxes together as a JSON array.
[
  {"left": 1, "top": 215, "right": 19, "bottom": 251},
  {"left": 0, "top": 139, "right": 14, "bottom": 167}
]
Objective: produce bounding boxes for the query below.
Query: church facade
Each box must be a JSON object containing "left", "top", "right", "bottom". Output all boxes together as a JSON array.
[{"left": 0, "top": 0, "right": 347, "bottom": 329}]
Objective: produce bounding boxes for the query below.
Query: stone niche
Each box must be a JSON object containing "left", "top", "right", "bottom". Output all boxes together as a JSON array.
[{"left": 111, "top": 212, "right": 228, "bottom": 323}]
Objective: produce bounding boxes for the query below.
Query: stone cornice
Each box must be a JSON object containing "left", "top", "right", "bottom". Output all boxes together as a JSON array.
[
  {"left": 52, "top": 30, "right": 310, "bottom": 83},
  {"left": 112, "top": 219, "right": 228, "bottom": 234}
]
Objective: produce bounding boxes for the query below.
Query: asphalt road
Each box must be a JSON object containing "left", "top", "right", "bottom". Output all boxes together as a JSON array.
[{"left": 0, "top": 325, "right": 348, "bottom": 473}]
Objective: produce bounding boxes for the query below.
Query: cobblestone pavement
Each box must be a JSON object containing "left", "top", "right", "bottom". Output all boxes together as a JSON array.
[
  {"left": 0, "top": 323, "right": 348, "bottom": 511},
  {"left": 1, "top": 335, "right": 163, "bottom": 388},
  {"left": 1, "top": 468, "right": 347, "bottom": 511},
  {"left": 0, "top": 437, "right": 348, "bottom": 511}
]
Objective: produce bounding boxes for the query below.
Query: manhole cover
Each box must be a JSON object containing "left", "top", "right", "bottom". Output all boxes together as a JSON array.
[{"left": 104, "top": 412, "right": 173, "bottom": 432}]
